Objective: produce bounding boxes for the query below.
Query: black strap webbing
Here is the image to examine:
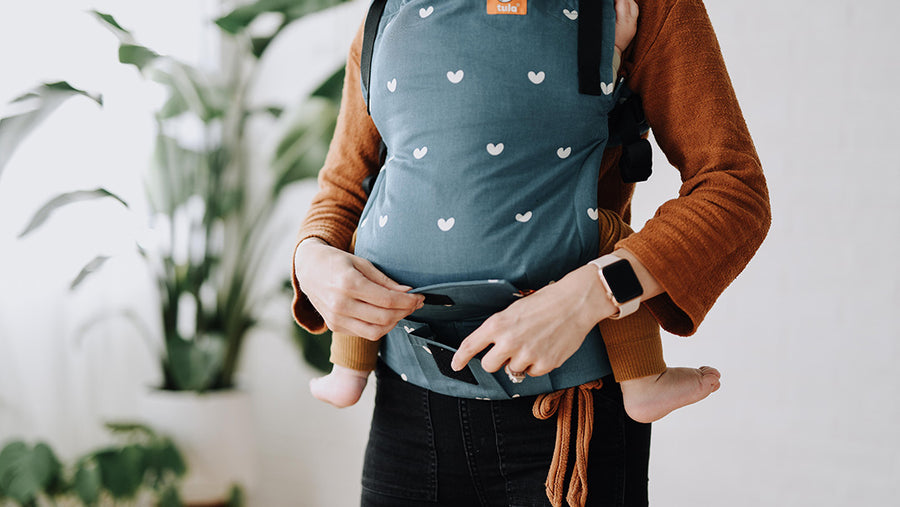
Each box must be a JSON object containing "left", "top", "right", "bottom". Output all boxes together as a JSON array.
[
  {"left": 577, "top": 1, "right": 604, "bottom": 95},
  {"left": 361, "top": 0, "right": 388, "bottom": 114}
]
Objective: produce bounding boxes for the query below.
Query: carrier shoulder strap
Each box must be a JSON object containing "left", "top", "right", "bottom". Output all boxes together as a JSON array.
[
  {"left": 577, "top": 1, "right": 605, "bottom": 95},
  {"left": 361, "top": 0, "right": 388, "bottom": 115}
]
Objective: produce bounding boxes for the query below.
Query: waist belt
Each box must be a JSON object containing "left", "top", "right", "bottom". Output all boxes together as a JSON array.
[{"left": 380, "top": 280, "right": 612, "bottom": 399}]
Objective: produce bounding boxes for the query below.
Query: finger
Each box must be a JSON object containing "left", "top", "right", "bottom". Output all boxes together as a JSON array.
[
  {"left": 344, "top": 272, "right": 424, "bottom": 312},
  {"left": 451, "top": 330, "right": 495, "bottom": 371},
  {"left": 334, "top": 297, "right": 414, "bottom": 328},
  {"left": 354, "top": 257, "right": 413, "bottom": 292},
  {"left": 506, "top": 358, "right": 532, "bottom": 376},
  {"left": 329, "top": 316, "right": 392, "bottom": 342},
  {"left": 479, "top": 345, "right": 512, "bottom": 373},
  {"left": 525, "top": 363, "right": 553, "bottom": 378}
]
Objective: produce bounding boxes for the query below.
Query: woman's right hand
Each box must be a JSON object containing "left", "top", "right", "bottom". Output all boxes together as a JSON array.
[{"left": 294, "top": 238, "right": 425, "bottom": 341}]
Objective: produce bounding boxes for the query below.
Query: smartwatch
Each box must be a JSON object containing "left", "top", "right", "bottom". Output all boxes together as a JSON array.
[{"left": 589, "top": 254, "right": 644, "bottom": 320}]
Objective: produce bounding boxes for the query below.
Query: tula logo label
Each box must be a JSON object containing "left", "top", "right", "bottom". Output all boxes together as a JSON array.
[{"left": 487, "top": 0, "right": 527, "bottom": 15}]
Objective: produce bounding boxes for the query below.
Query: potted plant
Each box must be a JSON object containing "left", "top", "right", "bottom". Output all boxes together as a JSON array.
[
  {"left": 0, "top": 0, "right": 348, "bottom": 502},
  {"left": 0, "top": 423, "right": 191, "bottom": 507}
]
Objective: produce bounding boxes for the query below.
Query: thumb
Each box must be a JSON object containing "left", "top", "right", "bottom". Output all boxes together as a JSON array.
[{"left": 353, "top": 257, "right": 412, "bottom": 292}]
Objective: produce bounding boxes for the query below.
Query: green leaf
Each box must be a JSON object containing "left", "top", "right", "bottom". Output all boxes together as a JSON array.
[
  {"left": 95, "top": 446, "right": 145, "bottom": 499},
  {"left": 158, "top": 92, "right": 189, "bottom": 119},
  {"left": 270, "top": 97, "right": 338, "bottom": 194},
  {"left": 70, "top": 255, "right": 111, "bottom": 290},
  {"left": 150, "top": 65, "right": 224, "bottom": 122},
  {"left": 30, "top": 443, "right": 61, "bottom": 491},
  {"left": 165, "top": 334, "right": 226, "bottom": 391},
  {"left": 103, "top": 422, "right": 157, "bottom": 439},
  {"left": 73, "top": 461, "right": 102, "bottom": 505},
  {"left": 0, "top": 81, "right": 102, "bottom": 180},
  {"left": 0, "top": 441, "right": 61, "bottom": 505},
  {"left": 89, "top": 10, "right": 133, "bottom": 42},
  {"left": 157, "top": 440, "right": 186, "bottom": 477},
  {"left": 158, "top": 484, "right": 183, "bottom": 507},
  {"left": 226, "top": 483, "right": 245, "bottom": 507},
  {"left": 145, "top": 134, "right": 207, "bottom": 215},
  {"left": 18, "top": 188, "right": 128, "bottom": 238},
  {"left": 214, "top": 0, "right": 351, "bottom": 37},
  {"left": 292, "top": 326, "right": 332, "bottom": 374},
  {"left": 310, "top": 66, "right": 345, "bottom": 101},
  {"left": 119, "top": 44, "right": 161, "bottom": 71}
]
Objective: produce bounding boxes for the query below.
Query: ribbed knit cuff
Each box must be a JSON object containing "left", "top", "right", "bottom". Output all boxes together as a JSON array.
[
  {"left": 330, "top": 333, "right": 381, "bottom": 371},
  {"left": 599, "top": 305, "right": 666, "bottom": 382}
]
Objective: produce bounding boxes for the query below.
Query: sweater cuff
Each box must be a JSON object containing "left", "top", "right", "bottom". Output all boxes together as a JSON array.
[
  {"left": 330, "top": 333, "right": 380, "bottom": 371},
  {"left": 598, "top": 305, "right": 666, "bottom": 382}
]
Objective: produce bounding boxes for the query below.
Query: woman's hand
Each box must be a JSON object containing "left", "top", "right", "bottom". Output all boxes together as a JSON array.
[
  {"left": 294, "top": 238, "right": 424, "bottom": 341},
  {"left": 451, "top": 264, "right": 618, "bottom": 377}
]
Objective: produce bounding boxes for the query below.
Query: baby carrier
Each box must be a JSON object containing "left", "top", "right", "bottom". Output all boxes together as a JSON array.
[{"left": 354, "top": 0, "right": 652, "bottom": 399}]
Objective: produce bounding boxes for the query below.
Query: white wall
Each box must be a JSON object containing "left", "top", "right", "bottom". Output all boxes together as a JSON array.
[{"left": 1, "top": 1, "right": 898, "bottom": 506}]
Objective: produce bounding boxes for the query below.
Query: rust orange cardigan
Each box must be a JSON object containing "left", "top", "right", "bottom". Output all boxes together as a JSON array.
[{"left": 291, "top": 0, "right": 770, "bottom": 353}]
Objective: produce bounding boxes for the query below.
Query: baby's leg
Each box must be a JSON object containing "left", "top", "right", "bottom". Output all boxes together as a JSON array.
[
  {"left": 310, "top": 364, "right": 371, "bottom": 408},
  {"left": 309, "top": 333, "right": 380, "bottom": 408},
  {"left": 620, "top": 366, "right": 721, "bottom": 423},
  {"left": 593, "top": 206, "right": 721, "bottom": 423}
]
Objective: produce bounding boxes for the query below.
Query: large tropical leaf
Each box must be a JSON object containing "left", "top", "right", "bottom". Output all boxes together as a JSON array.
[
  {"left": 91, "top": 11, "right": 163, "bottom": 73},
  {"left": 270, "top": 97, "right": 339, "bottom": 195},
  {"left": 18, "top": 188, "right": 128, "bottom": 238},
  {"left": 215, "top": 0, "right": 352, "bottom": 35},
  {"left": 165, "top": 334, "right": 226, "bottom": 391},
  {"left": 73, "top": 461, "right": 102, "bottom": 506},
  {"left": 0, "top": 442, "right": 62, "bottom": 505},
  {"left": 310, "top": 66, "right": 345, "bottom": 101},
  {"left": 145, "top": 134, "right": 207, "bottom": 215},
  {"left": 94, "top": 446, "right": 145, "bottom": 499},
  {"left": 151, "top": 63, "right": 226, "bottom": 122},
  {"left": 0, "top": 82, "right": 102, "bottom": 180}
]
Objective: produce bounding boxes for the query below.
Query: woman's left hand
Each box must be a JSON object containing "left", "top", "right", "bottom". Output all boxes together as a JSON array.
[{"left": 451, "top": 264, "right": 618, "bottom": 377}]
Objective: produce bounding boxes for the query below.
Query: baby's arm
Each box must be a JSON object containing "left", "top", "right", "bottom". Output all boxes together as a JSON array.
[
  {"left": 615, "top": 0, "right": 639, "bottom": 54},
  {"left": 613, "top": 0, "right": 639, "bottom": 77}
]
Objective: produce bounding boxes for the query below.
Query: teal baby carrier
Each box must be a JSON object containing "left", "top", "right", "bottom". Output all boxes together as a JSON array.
[{"left": 354, "top": 0, "right": 650, "bottom": 399}]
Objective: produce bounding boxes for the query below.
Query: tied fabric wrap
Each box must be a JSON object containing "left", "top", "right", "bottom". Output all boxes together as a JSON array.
[{"left": 532, "top": 379, "right": 605, "bottom": 507}]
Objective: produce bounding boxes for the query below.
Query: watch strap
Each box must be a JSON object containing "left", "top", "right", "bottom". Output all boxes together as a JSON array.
[{"left": 590, "top": 254, "right": 642, "bottom": 320}]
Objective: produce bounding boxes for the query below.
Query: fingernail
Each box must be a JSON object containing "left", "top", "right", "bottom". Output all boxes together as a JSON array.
[{"left": 450, "top": 363, "right": 460, "bottom": 371}]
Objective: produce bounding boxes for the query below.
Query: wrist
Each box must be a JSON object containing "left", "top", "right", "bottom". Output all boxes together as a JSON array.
[
  {"left": 571, "top": 264, "right": 619, "bottom": 324},
  {"left": 589, "top": 254, "right": 644, "bottom": 320}
]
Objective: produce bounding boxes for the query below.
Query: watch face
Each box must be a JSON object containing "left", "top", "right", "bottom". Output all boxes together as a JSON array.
[{"left": 602, "top": 259, "right": 644, "bottom": 303}]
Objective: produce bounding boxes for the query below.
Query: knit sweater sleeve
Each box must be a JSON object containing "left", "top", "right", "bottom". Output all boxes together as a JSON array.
[
  {"left": 615, "top": 0, "right": 771, "bottom": 335},
  {"left": 291, "top": 21, "right": 381, "bottom": 333}
]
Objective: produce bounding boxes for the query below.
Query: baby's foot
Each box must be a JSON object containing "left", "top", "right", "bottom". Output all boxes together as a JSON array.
[
  {"left": 620, "top": 366, "right": 721, "bottom": 423},
  {"left": 309, "top": 365, "right": 370, "bottom": 408}
]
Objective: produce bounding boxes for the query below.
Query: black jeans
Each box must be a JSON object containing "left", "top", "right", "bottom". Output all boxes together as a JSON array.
[{"left": 361, "top": 363, "right": 651, "bottom": 507}]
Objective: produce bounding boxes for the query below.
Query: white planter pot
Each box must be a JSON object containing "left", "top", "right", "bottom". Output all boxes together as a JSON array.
[{"left": 139, "top": 389, "right": 257, "bottom": 504}]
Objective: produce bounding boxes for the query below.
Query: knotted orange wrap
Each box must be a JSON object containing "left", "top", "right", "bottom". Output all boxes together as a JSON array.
[{"left": 532, "top": 379, "right": 605, "bottom": 507}]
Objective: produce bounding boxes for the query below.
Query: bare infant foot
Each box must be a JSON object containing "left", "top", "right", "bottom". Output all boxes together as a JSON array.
[
  {"left": 620, "top": 366, "right": 721, "bottom": 423},
  {"left": 309, "top": 365, "right": 370, "bottom": 408}
]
